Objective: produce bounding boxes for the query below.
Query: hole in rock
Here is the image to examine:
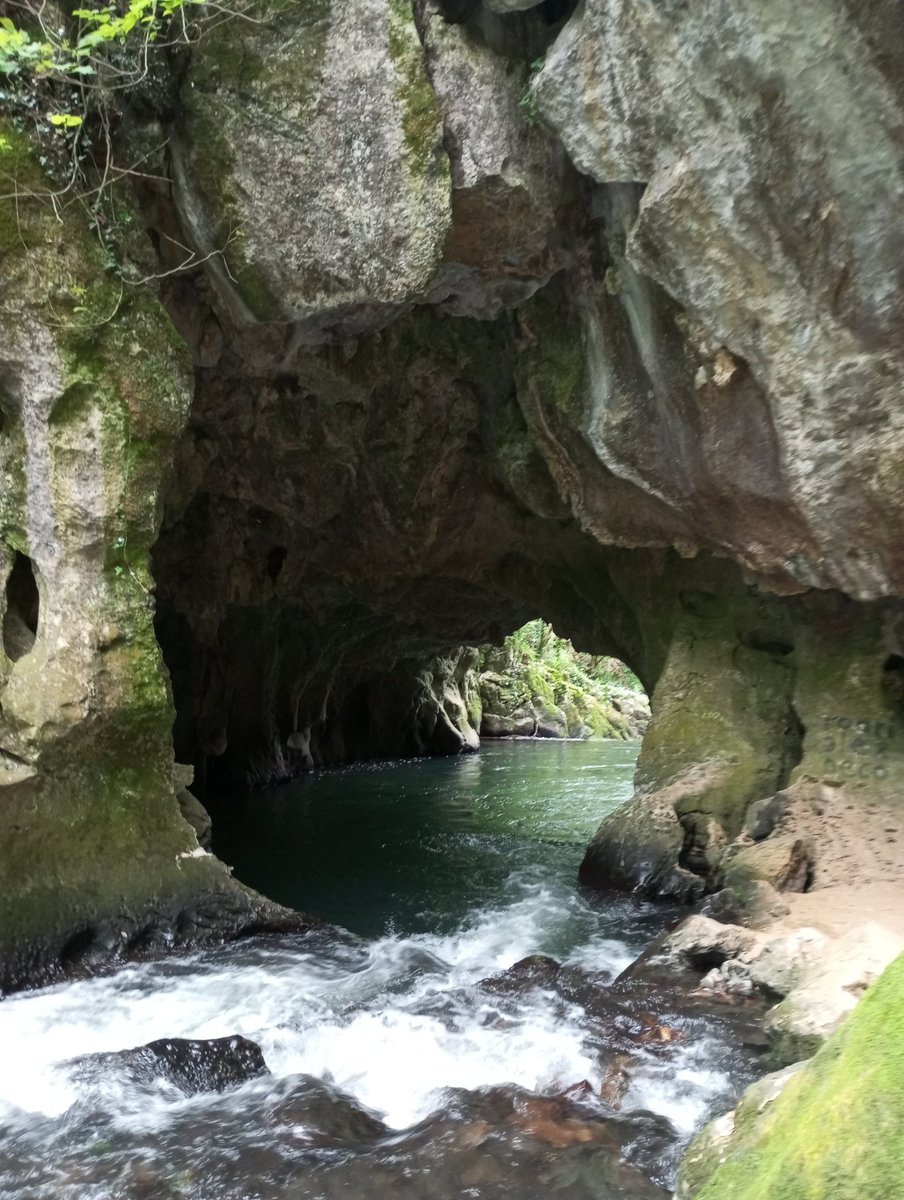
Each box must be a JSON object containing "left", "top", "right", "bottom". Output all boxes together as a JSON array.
[
  {"left": 741, "top": 629, "right": 794, "bottom": 657},
  {"left": 882, "top": 653, "right": 904, "bottom": 714},
  {"left": 435, "top": 0, "right": 577, "bottom": 57},
  {"left": 266, "top": 545, "right": 287, "bottom": 582},
  {"left": 678, "top": 588, "right": 722, "bottom": 619},
  {"left": 540, "top": 0, "right": 577, "bottom": 25},
  {"left": 776, "top": 706, "right": 806, "bottom": 791},
  {"left": 437, "top": 0, "right": 478, "bottom": 22},
  {"left": 197, "top": 615, "right": 648, "bottom": 926},
  {"left": 3, "top": 551, "right": 39, "bottom": 662},
  {"left": 0, "top": 385, "right": 12, "bottom": 435}
]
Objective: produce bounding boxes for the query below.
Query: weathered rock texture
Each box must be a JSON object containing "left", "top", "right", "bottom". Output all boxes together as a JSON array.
[
  {"left": 4, "top": 0, "right": 904, "bottom": 983},
  {"left": 0, "top": 124, "right": 309, "bottom": 992}
]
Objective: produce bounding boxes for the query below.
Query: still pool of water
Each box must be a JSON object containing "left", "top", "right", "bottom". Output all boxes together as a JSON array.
[
  {"left": 210, "top": 738, "right": 645, "bottom": 937},
  {"left": 0, "top": 740, "right": 763, "bottom": 1200}
]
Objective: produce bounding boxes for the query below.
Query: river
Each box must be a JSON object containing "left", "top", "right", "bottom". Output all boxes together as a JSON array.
[{"left": 0, "top": 740, "right": 765, "bottom": 1199}]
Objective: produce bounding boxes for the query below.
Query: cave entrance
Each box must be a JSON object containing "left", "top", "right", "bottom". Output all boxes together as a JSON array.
[
  {"left": 477, "top": 619, "right": 648, "bottom": 742},
  {"left": 3, "top": 552, "right": 39, "bottom": 662}
]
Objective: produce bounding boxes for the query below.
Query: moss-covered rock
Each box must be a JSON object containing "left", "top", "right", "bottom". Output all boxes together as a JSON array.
[
  {"left": 579, "top": 555, "right": 801, "bottom": 896},
  {"left": 678, "top": 952, "right": 904, "bottom": 1200},
  {"left": 0, "top": 123, "right": 294, "bottom": 991},
  {"left": 172, "top": 0, "right": 451, "bottom": 332},
  {"left": 477, "top": 621, "right": 646, "bottom": 741}
]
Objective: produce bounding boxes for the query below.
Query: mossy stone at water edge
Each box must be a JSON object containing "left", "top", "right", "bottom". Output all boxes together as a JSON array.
[{"left": 679, "top": 952, "right": 904, "bottom": 1200}]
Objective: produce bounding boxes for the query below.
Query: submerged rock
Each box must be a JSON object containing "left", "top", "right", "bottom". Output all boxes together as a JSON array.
[{"left": 68, "top": 1035, "right": 269, "bottom": 1096}]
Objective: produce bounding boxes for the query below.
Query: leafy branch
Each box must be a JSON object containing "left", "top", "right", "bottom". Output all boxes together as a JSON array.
[
  {"left": 1, "top": 1, "right": 208, "bottom": 124},
  {"left": 0, "top": 0, "right": 253, "bottom": 308}
]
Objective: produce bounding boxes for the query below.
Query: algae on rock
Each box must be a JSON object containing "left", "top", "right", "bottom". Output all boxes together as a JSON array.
[
  {"left": 678, "top": 952, "right": 904, "bottom": 1200},
  {"left": 0, "top": 125, "right": 288, "bottom": 990}
]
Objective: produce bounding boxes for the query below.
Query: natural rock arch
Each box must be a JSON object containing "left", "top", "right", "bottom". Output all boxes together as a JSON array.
[{"left": 2, "top": 0, "right": 904, "bottom": 990}]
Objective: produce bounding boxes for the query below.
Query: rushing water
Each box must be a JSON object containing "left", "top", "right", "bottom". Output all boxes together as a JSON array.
[{"left": 0, "top": 741, "right": 764, "bottom": 1200}]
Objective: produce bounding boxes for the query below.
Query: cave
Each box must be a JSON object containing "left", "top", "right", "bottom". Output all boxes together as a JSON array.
[
  {"left": 0, "top": 0, "right": 903, "bottom": 1019},
  {"left": 3, "top": 4, "right": 904, "bottom": 1196}
]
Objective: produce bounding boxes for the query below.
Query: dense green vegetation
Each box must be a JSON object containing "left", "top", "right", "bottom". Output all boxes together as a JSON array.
[
  {"left": 499, "top": 621, "right": 641, "bottom": 691},
  {"left": 479, "top": 620, "right": 646, "bottom": 739},
  {"left": 0, "top": 0, "right": 206, "bottom": 109}
]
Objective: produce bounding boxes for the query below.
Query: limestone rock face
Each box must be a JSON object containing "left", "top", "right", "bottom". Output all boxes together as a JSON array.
[
  {"left": 172, "top": 0, "right": 452, "bottom": 333},
  {"left": 764, "top": 922, "right": 904, "bottom": 1062},
  {"left": 0, "top": 128, "right": 305, "bottom": 991},
  {"left": 536, "top": 0, "right": 904, "bottom": 599},
  {"left": 419, "top": 3, "right": 576, "bottom": 317},
  {"left": 724, "top": 836, "right": 814, "bottom": 895}
]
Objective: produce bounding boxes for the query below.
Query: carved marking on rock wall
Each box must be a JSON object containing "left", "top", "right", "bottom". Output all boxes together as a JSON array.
[{"left": 813, "top": 715, "right": 896, "bottom": 781}]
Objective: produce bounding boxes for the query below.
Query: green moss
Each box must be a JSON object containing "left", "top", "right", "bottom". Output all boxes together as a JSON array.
[
  {"left": 634, "top": 566, "right": 798, "bottom": 835},
  {"left": 0, "top": 120, "right": 51, "bottom": 255},
  {"left": 387, "top": 0, "right": 446, "bottom": 181},
  {"left": 685, "top": 953, "right": 904, "bottom": 1200}
]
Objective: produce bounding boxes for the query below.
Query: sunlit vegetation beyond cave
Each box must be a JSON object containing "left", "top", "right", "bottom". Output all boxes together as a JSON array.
[{"left": 479, "top": 620, "right": 646, "bottom": 741}]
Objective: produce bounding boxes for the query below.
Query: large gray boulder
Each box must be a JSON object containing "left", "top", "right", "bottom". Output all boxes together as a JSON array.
[
  {"left": 173, "top": 1, "right": 451, "bottom": 333},
  {"left": 535, "top": 0, "right": 904, "bottom": 599}
]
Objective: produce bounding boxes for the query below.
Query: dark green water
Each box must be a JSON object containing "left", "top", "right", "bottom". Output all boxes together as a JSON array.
[{"left": 210, "top": 739, "right": 641, "bottom": 938}]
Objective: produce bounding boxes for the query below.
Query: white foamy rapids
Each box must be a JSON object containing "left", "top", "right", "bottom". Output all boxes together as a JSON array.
[
  {"left": 621, "top": 1037, "right": 735, "bottom": 1135},
  {"left": 0, "top": 883, "right": 731, "bottom": 1141},
  {"left": 269, "top": 1001, "right": 601, "bottom": 1129}
]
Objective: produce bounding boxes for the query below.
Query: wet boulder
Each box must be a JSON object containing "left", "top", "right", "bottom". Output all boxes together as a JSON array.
[
  {"left": 262, "top": 1074, "right": 390, "bottom": 1146},
  {"left": 615, "top": 916, "right": 764, "bottom": 991},
  {"left": 580, "top": 785, "right": 707, "bottom": 904},
  {"left": 68, "top": 1035, "right": 269, "bottom": 1096},
  {"left": 479, "top": 955, "right": 563, "bottom": 994}
]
